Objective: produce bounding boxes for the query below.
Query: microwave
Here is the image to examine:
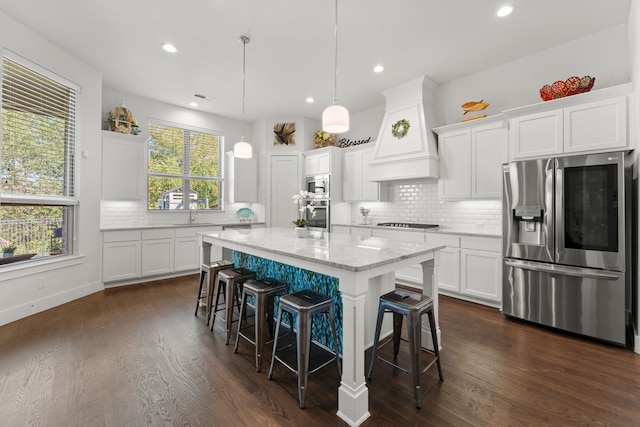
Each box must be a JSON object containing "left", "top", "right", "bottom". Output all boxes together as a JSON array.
[{"left": 306, "top": 175, "right": 329, "bottom": 197}]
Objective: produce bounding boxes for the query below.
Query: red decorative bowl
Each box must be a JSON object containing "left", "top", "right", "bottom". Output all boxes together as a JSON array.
[{"left": 540, "top": 76, "right": 595, "bottom": 101}]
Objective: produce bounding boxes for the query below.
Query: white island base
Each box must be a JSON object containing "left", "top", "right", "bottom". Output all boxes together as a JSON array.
[{"left": 201, "top": 227, "right": 443, "bottom": 426}]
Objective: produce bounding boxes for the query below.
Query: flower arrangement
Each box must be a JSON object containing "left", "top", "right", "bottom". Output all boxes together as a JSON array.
[
  {"left": 292, "top": 190, "right": 316, "bottom": 227},
  {"left": 314, "top": 130, "right": 336, "bottom": 148}
]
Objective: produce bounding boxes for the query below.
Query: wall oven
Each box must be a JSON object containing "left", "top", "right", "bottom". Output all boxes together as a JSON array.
[
  {"left": 502, "top": 151, "right": 632, "bottom": 345},
  {"left": 305, "top": 199, "right": 329, "bottom": 231}
]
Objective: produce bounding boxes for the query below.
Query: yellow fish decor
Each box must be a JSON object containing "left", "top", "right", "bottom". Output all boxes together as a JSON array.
[{"left": 460, "top": 99, "right": 489, "bottom": 122}]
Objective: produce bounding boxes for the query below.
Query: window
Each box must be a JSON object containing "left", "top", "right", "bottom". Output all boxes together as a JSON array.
[
  {"left": 147, "top": 122, "right": 223, "bottom": 210},
  {"left": 1, "top": 53, "right": 78, "bottom": 263}
]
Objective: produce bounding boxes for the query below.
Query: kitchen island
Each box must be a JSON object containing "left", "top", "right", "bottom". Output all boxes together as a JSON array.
[{"left": 200, "top": 227, "right": 443, "bottom": 426}]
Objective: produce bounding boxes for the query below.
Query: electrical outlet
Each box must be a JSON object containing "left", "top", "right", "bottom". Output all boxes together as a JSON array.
[{"left": 37, "top": 277, "right": 46, "bottom": 290}]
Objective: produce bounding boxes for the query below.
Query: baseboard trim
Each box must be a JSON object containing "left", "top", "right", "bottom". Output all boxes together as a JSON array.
[{"left": 0, "top": 281, "right": 103, "bottom": 327}]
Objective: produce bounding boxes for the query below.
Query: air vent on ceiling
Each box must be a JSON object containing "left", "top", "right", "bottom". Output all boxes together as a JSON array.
[{"left": 192, "top": 93, "right": 214, "bottom": 100}]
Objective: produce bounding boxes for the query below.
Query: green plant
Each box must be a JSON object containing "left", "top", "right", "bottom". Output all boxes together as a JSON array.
[{"left": 2, "top": 244, "right": 17, "bottom": 253}]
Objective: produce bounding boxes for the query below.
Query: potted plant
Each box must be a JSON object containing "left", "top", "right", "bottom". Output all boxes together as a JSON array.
[
  {"left": 2, "top": 244, "right": 17, "bottom": 258},
  {"left": 292, "top": 190, "right": 316, "bottom": 237}
]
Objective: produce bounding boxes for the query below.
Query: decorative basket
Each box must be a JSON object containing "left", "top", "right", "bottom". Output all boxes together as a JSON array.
[{"left": 540, "top": 76, "right": 595, "bottom": 101}]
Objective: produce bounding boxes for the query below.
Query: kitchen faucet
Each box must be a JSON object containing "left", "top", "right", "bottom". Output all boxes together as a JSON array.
[{"left": 189, "top": 203, "right": 197, "bottom": 224}]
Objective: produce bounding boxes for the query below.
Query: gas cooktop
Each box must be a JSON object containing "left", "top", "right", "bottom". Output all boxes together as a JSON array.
[{"left": 377, "top": 222, "right": 439, "bottom": 229}]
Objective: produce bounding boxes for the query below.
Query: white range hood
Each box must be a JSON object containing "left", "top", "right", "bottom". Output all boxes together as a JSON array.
[{"left": 369, "top": 76, "right": 440, "bottom": 181}]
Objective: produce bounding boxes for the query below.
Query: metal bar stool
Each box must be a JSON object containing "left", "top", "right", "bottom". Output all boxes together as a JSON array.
[
  {"left": 194, "top": 260, "right": 234, "bottom": 325},
  {"left": 268, "top": 289, "right": 341, "bottom": 409},
  {"left": 210, "top": 267, "right": 256, "bottom": 344},
  {"left": 234, "top": 278, "right": 288, "bottom": 372},
  {"left": 367, "top": 289, "right": 443, "bottom": 408}
]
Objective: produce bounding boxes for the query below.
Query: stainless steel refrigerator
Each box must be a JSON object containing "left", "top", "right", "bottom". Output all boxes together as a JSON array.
[{"left": 502, "top": 151, "right": 633, "bottom": 345}]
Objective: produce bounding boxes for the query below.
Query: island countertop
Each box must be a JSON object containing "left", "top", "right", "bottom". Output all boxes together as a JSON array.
[
  {"left": 199, "top": 226, "right": 444, "bottom": 426},
  {"left": 199, "top": 227, "right": 445, "bottom": 272}
]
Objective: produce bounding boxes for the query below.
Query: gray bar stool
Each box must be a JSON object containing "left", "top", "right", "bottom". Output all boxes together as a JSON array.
[
  {"left": 210, "top": 267, "right": 256, "bottom": 344},
  {"left": 268, "top": 289, "right": 341, "bottom": 409},
  {"left": 194, "top": 260, "right": 234, "bottom": 325},
  {"left": 367, "top": 289, "right": 443, "bottom": 408},
  {"left": 234, "top": 278, "right": 288, "bottom": 372}
]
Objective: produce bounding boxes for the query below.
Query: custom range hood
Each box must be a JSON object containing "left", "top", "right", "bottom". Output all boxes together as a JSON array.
[{"left": 369, "top": 76, "right": 439, "bottom": 181}]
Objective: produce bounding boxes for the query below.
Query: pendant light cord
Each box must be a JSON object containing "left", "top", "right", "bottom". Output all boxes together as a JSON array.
[
  {"left": 240, "top": 36, "right": 249, "bottom": 137},
  {"left": 332, "top": 0, "right": 339, "bottom": 105}
]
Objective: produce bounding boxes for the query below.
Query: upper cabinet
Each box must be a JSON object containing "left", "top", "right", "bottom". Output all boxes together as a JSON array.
[
  {"left": 343, "top": 144, "right": 388, "bottom": 202},
  {"left": 101, "top": 131, "right": 144, "bottom": 200},
  {"left": 303, "top": 146, "right": 342, "bottom": 176},
  {"left": 434, "top": 117, "right": 505, "bottom": 200},
  {"left": 226, "top": 152, "right": 258, "bottom": 203},
  {"left": 505, "top": 83, "right": 631, "bottom": 161}
]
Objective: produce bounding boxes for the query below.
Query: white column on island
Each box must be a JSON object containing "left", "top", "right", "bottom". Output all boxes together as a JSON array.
[{"left": 420, "top": 251, "right": 441, "bottom": 350}]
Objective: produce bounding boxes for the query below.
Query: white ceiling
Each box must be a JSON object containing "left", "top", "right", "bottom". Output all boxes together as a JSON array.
[{"left": 0, "top": 0, "right": 632, "bottom": 122}]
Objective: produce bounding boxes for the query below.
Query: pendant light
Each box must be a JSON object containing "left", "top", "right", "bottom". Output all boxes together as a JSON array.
[
  {"left": 322, "top": 0, "right": 349, "bottom": 133},
  {"left": 234, "top": 35, "right": 253, "bottom": 158}
]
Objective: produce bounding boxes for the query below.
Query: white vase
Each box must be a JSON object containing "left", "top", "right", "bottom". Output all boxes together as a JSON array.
[
  {"left": 294, "top": 227, "right": 307, "bottom": 238},
  {"left": 3, "top": 253, "right": 14, "bottom": 258}
]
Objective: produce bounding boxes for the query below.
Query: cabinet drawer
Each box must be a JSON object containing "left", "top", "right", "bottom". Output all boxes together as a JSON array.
[
  {"left": 142, "top": 228, "right": 174, "bottom": 240},
  {"left": 103, "top": 230, "right": 141, "bottom": 243},
  {"left": 426, "top": 233, "right": 460, "bottom": 248},
  {"left": 174, "top": 226, "right": 222, "bottom": 238},
  {"left": 461, "top": 235, "right": 501, "bottom": 252},
  {"left": 372, "top": 229, "right": 425, "bottom": 243}
]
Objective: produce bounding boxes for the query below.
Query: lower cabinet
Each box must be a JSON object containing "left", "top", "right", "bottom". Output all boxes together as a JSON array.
[
  {"left": 103, "top": 226, "right": 223, "bottom": 284},
  {"left": 141, "top": 229, "right": 175, "bottom": 277},
  {"left": 103, "top": 230, "right": 141, "bottom": 283},
  {"left": 430, "top": 233, "right": 502, "bottom": 307},
  {"left": 371, "top": 228, "right": 426, "bottom": 284}
]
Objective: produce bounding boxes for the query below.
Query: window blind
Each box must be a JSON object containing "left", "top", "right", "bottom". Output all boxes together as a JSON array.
[{"left": 2, "top": 54, "right": 78, "bottom": 199}]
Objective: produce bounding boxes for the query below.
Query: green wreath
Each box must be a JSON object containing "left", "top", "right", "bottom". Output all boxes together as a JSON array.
[{"left": 391, "top": 119, "right": 410, "bottom": 139}]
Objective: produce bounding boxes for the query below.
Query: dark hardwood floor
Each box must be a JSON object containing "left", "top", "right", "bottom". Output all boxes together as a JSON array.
[{"left": 1, "top": 275, "right": 639, "bottom": 426}]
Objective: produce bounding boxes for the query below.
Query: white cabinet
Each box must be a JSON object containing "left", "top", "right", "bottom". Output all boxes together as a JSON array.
[
  {"left": 459, "top": 236, "right": 502, "bottom": 302},
  {"left": 103, "top": 230, "right": 141, "bottom": 283},
  {"left": 506, "top": 85, "right": 630, "bottom": 161},
  {"left": 141, "top": 229, "right": 174, "bottom": 277},
  {"left": 303, "top": 146, "right": 343, "bottom": 201},
  {"left": 101, "top": 132, "right": 144, "bottom": 200},
  {"left": 175, "top": 226, "right": 223, "bottom": 271},
  {"left": 435, "top": 119, "right": 504, "bottom": 200},
  {"left": 304, "top": 146, "right": 342, "bottom": 176},
  {"left": 426, "top": 234, "right": 460, "bottom": 294},
  {"left": 332, "top": 225, "right": 351, "bottom": 235},
  {"left": 343, "top": 145, "right": 388, "bottom": 202},
  {"left": 226, "top": 152, "right": 258, "bottom": 203}
]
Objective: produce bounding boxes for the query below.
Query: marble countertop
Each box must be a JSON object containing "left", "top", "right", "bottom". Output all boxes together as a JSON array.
[
  {"left": 101, "top": 221, "right": 264, "bottom": 232},
  {"left": 333, "top": 223, "right": 501, "bottom": 238},
  {"left": 200, "top": 227, "right": 444, "bottom": 272}
]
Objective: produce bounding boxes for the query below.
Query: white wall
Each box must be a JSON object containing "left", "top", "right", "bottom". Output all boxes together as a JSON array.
[
  {"left": 100, "top": 88, "right": 265, "bottom": 227},
  {"left": 0, "top": 11, "right": 103, "bottom": 326}
]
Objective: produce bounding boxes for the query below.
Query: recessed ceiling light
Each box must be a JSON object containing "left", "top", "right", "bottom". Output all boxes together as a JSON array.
[
  {"left": 373, "top": 65, "right": 384, "bottom": 73},
  {"left": 497, "top": 5, "right": 513, "bottom": 17},
  {"left": 189, "top": 102, "right": 198, "bottom": 107},
  {"left": 306, "top": 97, "right": 314, "bottom": 103},
  {"left": 162, "top": 43, "right": 177, "bottom": 53}
]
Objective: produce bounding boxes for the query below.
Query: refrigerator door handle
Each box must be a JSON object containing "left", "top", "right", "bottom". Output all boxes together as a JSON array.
[{"left": 504, "top": 259, "right": 619, "bottom": 280}]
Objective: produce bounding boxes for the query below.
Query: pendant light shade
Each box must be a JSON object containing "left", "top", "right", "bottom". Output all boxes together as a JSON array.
[
  {"left": 322, "top": 0, "right": 349, "bottom": 133},
  {"left": 234, "top": 36, "right": 253, "bottom": 158},
  {"left": 233, "top": 136, "right": 252, "bottom": 158},
  {"left": 322, "top": 104, "right": 349, "bottom": 133}
]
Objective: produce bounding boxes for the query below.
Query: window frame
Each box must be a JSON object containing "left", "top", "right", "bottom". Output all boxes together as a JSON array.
[
  {"left": 1, "top": 50, "right": 79, "bottom": 264},
  {"left": 146, "top": 119, "right": 224, "bottom": 211}
]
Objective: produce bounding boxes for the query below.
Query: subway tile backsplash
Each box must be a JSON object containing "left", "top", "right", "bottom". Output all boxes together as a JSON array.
[{"left": 350, "top": 178, "right": 502, "bottom": 235}]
